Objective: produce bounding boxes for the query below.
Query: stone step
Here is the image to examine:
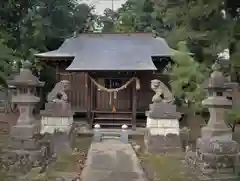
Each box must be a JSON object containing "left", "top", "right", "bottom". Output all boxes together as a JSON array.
[
  {"left": 102, "top": 136, "right": 120, "bottom": 140},
  {"left": 102, "top": 131, "right": 122, "bottom": 136}
]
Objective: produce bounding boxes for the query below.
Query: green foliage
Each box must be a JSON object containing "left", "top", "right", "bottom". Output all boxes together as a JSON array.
[
  {"left": 98, "top": 8, "right": 118, "bottom": 32},
  {"left": 166, "top": 41, "right": 209, "bottom": 113},
  {"left": 0, "top": 0, "right": 95, "bottom": 91},
  {"left": 156, "top": 0, "right": 235, "bottom": 64},
  {"left": 225, "top": 108, "right": 240, "bottom": 124},
  {"left": 0, "top": 34, "right": 16, "bottom": 88},
  {"left": 0, "top": 0, "right": 95, "bottom": 62},
  {"left": 113, "top": 0, "right": 240, "bottom": 114},
  {"left": 115, "top": 0, "right": 239, "bottom": 69},
  {"left": 114, "top": 0, "right": 155, "bottom": 32}
]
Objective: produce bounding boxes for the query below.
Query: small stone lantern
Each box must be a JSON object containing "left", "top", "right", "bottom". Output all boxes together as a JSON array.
[
  {"left": 7, "top": 61, "right": 44, "bottom": 128},
  {"left": 201, "top": 63, "right": 232, "bottom": 139}
]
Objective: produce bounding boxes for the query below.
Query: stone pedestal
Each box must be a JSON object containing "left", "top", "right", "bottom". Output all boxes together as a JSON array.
[
  {"left": 40, "top": 100, "right": 75, "bottom": 154},
  {"left": 145, "top": 102, "right": 182, "bottom": 154},
  {"left": 40, "top": 102, "right": 74, "bottom": 134}
]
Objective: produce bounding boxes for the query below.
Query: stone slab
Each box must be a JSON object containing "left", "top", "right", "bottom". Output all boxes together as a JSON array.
[
  {"left": 81, "top": 140, "right": 147, "bottom": 181},
  {"left": 50, "top": 128, "right": 75, "bottom": 155},
  {"left": 144, "top": 134, "right": 181, "bottom": 154},
  {"left": 8, "top": 138, "right": 40, "bottom": 150},
  {"left": 2, "top": 149, "right": 42, "bottom": 165}
]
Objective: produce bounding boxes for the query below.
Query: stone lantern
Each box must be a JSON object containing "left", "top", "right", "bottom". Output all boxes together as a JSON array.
[
  {"left": 8, "top": 61, "right": 44, "bottom": 130},
  {"left": 187, "top": 62, "right": 240, "bottom": 180},
  {"left": 4, "top": 61, "right": 45, "bottom": 173},
  {"left": 200, "top": 63, "right": 233, "bottom": 140}
]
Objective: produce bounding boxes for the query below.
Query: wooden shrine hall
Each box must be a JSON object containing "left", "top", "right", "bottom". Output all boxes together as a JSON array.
[{"left": 35, "top": 33, "right": 174, "bottom": 129}]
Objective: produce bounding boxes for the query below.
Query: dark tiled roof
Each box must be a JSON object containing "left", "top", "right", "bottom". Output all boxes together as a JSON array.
[{"left": 36, "top": 33, "right": 174, "bottom": 71}]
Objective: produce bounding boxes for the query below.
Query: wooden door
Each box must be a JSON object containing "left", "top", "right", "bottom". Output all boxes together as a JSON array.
[{"left": 95, "top": 78, "right": 132, "bottom": 111}]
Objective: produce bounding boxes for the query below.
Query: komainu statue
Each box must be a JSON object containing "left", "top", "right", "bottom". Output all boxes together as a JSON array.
[
  {"left": 47, "top": 80, "right": 70, "bottom": 103},
  {"left": 151, "top": 79, "right": 174, "bottom": 103}
]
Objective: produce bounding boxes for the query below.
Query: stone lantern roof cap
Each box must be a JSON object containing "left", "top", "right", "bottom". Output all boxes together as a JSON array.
[{"left": 7, "top": 61, "right": 45, "bottom": 87}]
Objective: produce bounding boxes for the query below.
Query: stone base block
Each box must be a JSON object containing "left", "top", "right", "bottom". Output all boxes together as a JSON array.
[
  {"left": 186, "top": 153, "right": 240, "bottom": 181},
  {"left": 194, "top": 138, "right": 240, "bottom": 173},
  {"left": 40, "top": 116, "right": 73, "bottom": 134},
  {"left": 144, "top": 133, "right": 181, "bottom": 154},
  {"left": 2, "top": 148, "right": 43, "bottom": 175},
  {"left": 10, "top": 124, "right": 40, "bottom": 139},
  {"left": 146, "top": 118, "right": 180, "bottom": 136}
]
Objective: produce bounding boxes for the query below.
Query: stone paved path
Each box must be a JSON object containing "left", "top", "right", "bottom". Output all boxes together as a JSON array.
[{"left": 80, "top": 139, "right": 148, "bottom": 181}]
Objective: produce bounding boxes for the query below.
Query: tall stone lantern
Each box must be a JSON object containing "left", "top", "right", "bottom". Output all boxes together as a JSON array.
[
  {"left": 201, "top": 63, "right": 233, "bottom": 140},
  {"left": 191, "top": 62, "right": 240, "bottom": 178},
  {"left": 5, "top": 61, "right": 45, "bottom": 173},
  {"left": 8, "top": 61, "right": 44, "bottom": 131}
]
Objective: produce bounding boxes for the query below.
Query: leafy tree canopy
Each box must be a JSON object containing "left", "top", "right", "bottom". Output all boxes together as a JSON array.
[
  {"left": 0, "top": 0, "right": 95, "bottom": 88},
  {"left": 166, "top": 41, "right": 209, "bottom": 113}
]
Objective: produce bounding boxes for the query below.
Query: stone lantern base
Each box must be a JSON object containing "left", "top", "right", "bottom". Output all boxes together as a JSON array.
[
  {"left": 186, "top": 137, "right": 240, "bottom": 181},
  {"left": 11, "top": 123, "right": 40, "bottom": 139},
  {"left": 2, "top": 124, "right": 51, "bottom": 175}
]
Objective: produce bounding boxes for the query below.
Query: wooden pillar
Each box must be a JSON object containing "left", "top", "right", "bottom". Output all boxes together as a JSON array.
[
  {"left": 55, "top": 62, "right": 59, "bottom": 81},
  {"left": 87, "top": 73, "right": 92, "bottom": 128},
  {"left": 132, "top": 77, "right": 137, "bottom": 130}
]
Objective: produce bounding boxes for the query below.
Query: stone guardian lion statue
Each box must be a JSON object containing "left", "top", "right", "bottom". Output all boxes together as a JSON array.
[
  {"left": 151, "top": 79, "right": 174, "bottom": 103},
  {"left": 47, "top": 80, "right": 70, "bottom": 103}
]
